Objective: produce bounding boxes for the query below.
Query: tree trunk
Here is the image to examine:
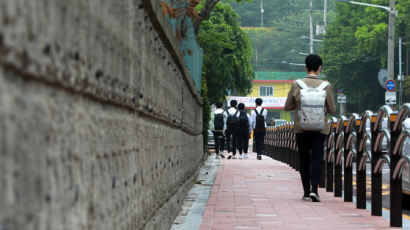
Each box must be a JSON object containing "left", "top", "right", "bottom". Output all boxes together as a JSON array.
[{"left": 194, "top": 0, "right": 220, "bottom": 34}]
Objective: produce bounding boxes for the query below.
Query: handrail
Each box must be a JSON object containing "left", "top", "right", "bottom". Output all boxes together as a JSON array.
[
  {"left": 373, "top": 154, "right": 391, "bottom": 174},
  {"left": 393, "top": 103, "right": 410, "bottom": 132},
  {"left": 263, "top": 104, "right": 408, "bottom": 228},
  {"left": 392, "top": 129, "right": 410, "bottom": 155},
  {"left": 392, "top": 155, "right": 410, "bottom": 180},
  {"left": 374, "top": 128, "right": 391, "bottom": 153},
  {"left": 373, "top": 105, "right": 393, "bottom": 132},
  {"left": 346, "top": 149, "right": 356, "bottom": 167},
  {"left": 359, "top": 150, "right": 371, "bottom": 171},
  {"left": 359, "top": 110, "right": 373, "bottom": 134},
  {"left": 346, "top": 131, "right": 357, "bottom": 150}
]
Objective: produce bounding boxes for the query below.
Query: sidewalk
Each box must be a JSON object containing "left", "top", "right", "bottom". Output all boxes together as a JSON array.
[{"left": 199, "top": 152, "right": 399, "bottom": 230}]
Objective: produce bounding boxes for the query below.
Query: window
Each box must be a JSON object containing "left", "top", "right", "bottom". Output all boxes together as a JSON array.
[{"left": 259, "top": 86, "right": 273, "bottom": 96}]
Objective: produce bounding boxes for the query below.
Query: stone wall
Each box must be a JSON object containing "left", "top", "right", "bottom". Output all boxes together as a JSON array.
[{"left": 0, "top": 0, "right": 203, "bottom": 229}]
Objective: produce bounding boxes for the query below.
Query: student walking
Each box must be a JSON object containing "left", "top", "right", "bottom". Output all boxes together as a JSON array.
[
  {"left": 251, "top": 98, "right": 267, "bottom": 160},
  {"left": 210, "top": 102, "right": 226, "bottom": 159},
  {"left": 237, "top": 103, "right": 252, "bottom": 159},
  {"left": 284, "top": 54, "right": 336, "bottom": 202},
  {"left": 225, "top": 100, "right": 239, "bottom": 159}
]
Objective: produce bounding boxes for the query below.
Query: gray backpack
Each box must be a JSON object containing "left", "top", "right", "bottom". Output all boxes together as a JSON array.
[{"left": 295, "top": 79, "right": 329, "bottom": 131}]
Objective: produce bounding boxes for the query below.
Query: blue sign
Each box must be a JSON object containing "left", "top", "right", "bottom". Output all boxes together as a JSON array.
[{"left": 385, "top": 80, "right": 396, "bottom": 91}]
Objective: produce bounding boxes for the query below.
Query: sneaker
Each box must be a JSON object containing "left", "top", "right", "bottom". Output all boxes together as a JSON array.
[
  {"left": 215, "top": 154, "right": 219, "bottom": 159},
  {"left": 220, "top": 153, "right": 225, "bottom": 158},
  {"left": 257, "top": 155, "right": 262, "bottom": 160},
  {"left": 302, "top": 195, "right": 311, "bottom": 201},
  {"left": 232, "top": 155, "right": 237, "bottom": 159},
  {"left": 244, "top": 153, "right": 248, "bottom": 159},
  {"left": 309, "top": 192, "right": 321, "bottom": 202},
  {"left": 227, "top": 154, "right": 232, "bottom": 159},
  {"left": 239, "top": 154, "right": 244, "bottom": 159}
]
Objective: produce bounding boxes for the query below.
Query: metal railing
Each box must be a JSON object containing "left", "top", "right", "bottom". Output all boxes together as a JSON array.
[{"left": 264, "top": 103, "right": 410, "bottom": 227}]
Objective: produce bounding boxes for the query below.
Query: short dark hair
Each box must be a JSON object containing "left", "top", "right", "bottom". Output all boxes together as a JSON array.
[
  {"left": 230, "top": 100, "right": 237, "bottom": 107},
  {"left": 305, "top": 54, "right": 322, "bottom": 72},
  {"left": 238, "top": 103, "right": 245, "bottom": 110},
  {"left": 215, "top": 102, "right": 223, "bottom": 108},
  {"left": 255, "top": 98, "right": 263, "bottom": 106}
]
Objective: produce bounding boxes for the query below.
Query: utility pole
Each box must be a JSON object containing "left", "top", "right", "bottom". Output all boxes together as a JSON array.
[
  {"left": 324, "top": 0, "right": 328, "bottom": 28},
  {"left": 387, "top": 0, "right": 395, "bottom": 81},
  {"left": 309, "top": 0, "right": 314, "bottom": 53},
  {"left": 261, "top": 0, "right": 264, "bottom": 27},
  {"left": 340, "top": 103, "right": 346, "bottom": 116},
  {"left": 398, "top": 37, "right": 402, "bottom": 107}
]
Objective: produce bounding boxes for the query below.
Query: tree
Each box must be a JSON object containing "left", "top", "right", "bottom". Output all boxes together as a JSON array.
[
  {"left": 194, "top": 0, "right": 249, "bottom": 34},
  {"left": 230, "top": 0, "right": 337, "bottom": 72},
  {"left": 323, "top": 0, "right": 410, "bottom": 112},
  {"left": 197, "top": 2, "right": 254, "bottom": 103}
]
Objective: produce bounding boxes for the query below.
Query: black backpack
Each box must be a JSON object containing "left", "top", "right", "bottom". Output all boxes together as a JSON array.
[
  {"left": 214, "top": 112, "right": 224, "bottom": 130},
  {"left": 254, "top": 108, "right": 266, "bottom": 131},
  {"left": 226, "top": 110, "right": 239, "bottom": 132},
  {"left": 238, "top": 110, "right": 249, "bottom": 134}
]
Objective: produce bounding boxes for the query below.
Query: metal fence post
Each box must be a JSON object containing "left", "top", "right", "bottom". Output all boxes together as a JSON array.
[
  {"left": 334, "top": 119, "right": 343, "bottom": 197},
  {"left": 344, "top": 117, "right": 354, "bottom": 202},
  {"left": 389, "top": 104, "right": 410, "bottom": 227}
]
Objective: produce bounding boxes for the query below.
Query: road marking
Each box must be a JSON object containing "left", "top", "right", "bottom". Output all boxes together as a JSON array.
[{"left": 383, "top": 208, "right": 410, "bottom": 220}]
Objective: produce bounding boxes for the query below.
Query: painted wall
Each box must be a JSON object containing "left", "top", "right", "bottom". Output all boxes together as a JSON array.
[
  {"left": 248, "top": 81, "right": 294, "bottom": 121},
  {"left": 0, "top": 0, "right": 203, "bottom": 229},
  {"left": 250, "top": 81, "right": 293, "bottom": 97}
]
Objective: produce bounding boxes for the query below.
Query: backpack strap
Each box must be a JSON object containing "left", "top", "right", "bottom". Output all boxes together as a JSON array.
[
  {"left": 295, "top": 79, "right": 308, "bottom": 89},
  {"left": 226, "top": 110, "right": 230, "bottom": 116},
  {"left": 254, "top": 109, "right": 259, "bottom": 116},
  {"left": 234, "top": 110, "right": 238, "bottom": 116},
  {"left": 260, "top": 108, "right": 264, "bottom": 114},
  {"left": 317, "top": 81, "right": 330, "bottom": 90}
]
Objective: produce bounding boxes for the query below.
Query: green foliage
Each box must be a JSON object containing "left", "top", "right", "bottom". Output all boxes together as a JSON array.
[
  {"left": 197, "top": 2, "right": 254, "bottom": 103},
  {"left": 231, "top": 0, "right": 337, "bottom": 72},
  {"left": 201, "top": 76, "right": 211, "bottom": 151},
  {"left": 403, "top": 76, "right": 410, "bottom": 103},
  {"left": 323, "top": 0, "right": 410, "bottom": 112}
]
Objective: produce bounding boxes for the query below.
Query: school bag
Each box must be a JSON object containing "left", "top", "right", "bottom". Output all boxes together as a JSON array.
[
  {"left": 238, "top": 110, "right": 249, "bottom": 134},
  {"left": 213, "top": 112, "right": 224, "bottom": 131},
  {"left": 226, "top": 110, "right": 239, "bottom": 132},
  {"left": 295, "top": 79, "right": 329, "bottom": 131},
  {"left": 254, "top": 108, "right": 265, "bottom": 131}
]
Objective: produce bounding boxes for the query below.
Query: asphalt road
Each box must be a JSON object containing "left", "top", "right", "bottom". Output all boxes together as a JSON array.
[{"left": 350, "top": 162, "right": 410, "bottom": 217}]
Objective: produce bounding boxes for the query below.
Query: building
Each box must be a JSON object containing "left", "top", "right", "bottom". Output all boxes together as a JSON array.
[{"left": 229, "top": 72, "right": 306, "bottom": 122}]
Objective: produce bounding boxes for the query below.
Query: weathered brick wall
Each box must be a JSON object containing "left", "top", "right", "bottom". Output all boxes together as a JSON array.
[{"left": 0, "top": 0, "right": 203, "bottom": 230}]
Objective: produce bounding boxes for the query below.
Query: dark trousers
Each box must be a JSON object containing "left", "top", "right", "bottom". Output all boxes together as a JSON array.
[
  {"left": 254, "top": 130, "right": 266, "bottom": 156},
  {"left": 225, "top": 129, "right": 238, "bottom": 155},
  {"left": 295, "top": 132, "right": 326, "bottom": 195},
  {"left": 213, "top": 131, "right": 224, "bottom": 154},
  {"left": 237, "top": 132, "right": 249, "bottom": 154}
]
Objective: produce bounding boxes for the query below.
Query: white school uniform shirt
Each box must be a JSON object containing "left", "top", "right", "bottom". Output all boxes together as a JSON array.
[
  {"left": 223, "top": 107, "right": 239, "bottom": 132},
  {"left": 210, "top": 108, "right": 226, "bottom": 131},
  {"left": 251, "top": 106, "right": 268, "bottom": 130}
]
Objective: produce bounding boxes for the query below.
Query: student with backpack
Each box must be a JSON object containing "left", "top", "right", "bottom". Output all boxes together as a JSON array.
[
  {"left": 237, "top": 103, "right": 252, "bottom": 159},
  {"left": 251, "top": 98, "right": 267, "bottom": 160},
  {"left": 284, "top": 54, "right": 336, "bottom": 202},
  {"left": 224, "top": 100, "right": 239, "bottom": 159},
  {"left": 210, "top": 102, "right": 226, "bottom": 159}
]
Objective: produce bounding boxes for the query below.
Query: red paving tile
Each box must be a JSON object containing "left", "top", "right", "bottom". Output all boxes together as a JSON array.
[{"left": 199, "top": 152, "right": 394, "bottom": 230}]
